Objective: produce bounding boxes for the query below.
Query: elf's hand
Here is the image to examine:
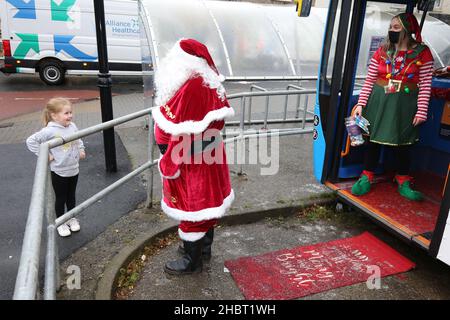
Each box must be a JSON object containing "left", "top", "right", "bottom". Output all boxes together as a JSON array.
[
  {"left": 412, "top": 117, "right": 425, "bottom": 126},
  {"left": 79, "top": 149, "right": 86, "bottom": 160},
  {"left": 353, "top": 104, "right": 363, "bottom": 117},
  {"left": 49, "top": 154, "right": 54, "bottom": 162}
]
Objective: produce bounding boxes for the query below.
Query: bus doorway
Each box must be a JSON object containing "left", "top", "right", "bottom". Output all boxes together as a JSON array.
[{"left": 312, "top": 0, "right": 450, "bottom": 264}]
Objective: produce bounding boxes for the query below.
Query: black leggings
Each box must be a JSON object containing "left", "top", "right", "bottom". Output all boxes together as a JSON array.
[
  {"left": 51, "top": 172, "right": 79, "bottom": 218},
  {"left": 364, "top": 142, "right": 411, "bottom": 176}
]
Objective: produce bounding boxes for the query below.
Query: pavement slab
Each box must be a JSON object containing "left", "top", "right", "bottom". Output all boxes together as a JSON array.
[{"left": 126, "top": 212, "right": 450, "bottom": 300}]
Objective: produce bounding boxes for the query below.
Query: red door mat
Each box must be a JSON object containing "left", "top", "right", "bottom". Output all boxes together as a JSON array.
[{"left": 224, "top": 232, "right": 415, "bottom": 300}]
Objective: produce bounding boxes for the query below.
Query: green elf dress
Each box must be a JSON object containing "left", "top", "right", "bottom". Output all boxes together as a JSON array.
[{"left": 358, "top": 44, "right": 434, "bottom": 146}]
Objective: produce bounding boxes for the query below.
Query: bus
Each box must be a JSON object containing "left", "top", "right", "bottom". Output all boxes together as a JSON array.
[{"left": 309, "top": 0, "right": 450, "bottom": 265}]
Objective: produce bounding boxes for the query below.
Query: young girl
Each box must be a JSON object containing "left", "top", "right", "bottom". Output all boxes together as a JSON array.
[{"left": 26, "top": 98, "right": 86, "bottom": 237}]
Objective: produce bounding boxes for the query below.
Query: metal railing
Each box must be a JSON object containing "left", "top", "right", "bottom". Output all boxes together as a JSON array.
[
  {"left": 13, "top": 108, "right": 155, "bottom": 300},
  {"left": 13, "top": 84, "right": 316, "bottom": 300},
  {"left": 248, "top": 85, "right": 269, "bottom": 127},
  {"left": 226, "top": 88, "right": 315, "bottom": 174}
]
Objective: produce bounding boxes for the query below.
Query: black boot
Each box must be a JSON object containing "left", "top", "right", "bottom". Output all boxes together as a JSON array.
[
  {"left": 178, "top": 228, "right": 214, "bottom": 260},
  {"left": 202, "top": 228, "right": 214, "bottom": 259},
  {"left": 164, "top": 237, "right": 203, "bottom": 275}
]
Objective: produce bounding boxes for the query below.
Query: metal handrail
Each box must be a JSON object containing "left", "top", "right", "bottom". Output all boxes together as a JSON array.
[
  {"left": 228, "top": 88, "right": 316, "bottom": 127},
  {"left": 13, "top": 107, "right": 155, "bottom": 300},
  {"left": 248, "top": 85, "right": 268, "bottom": 124},
  {"left": 284, "top": 84, "right": 303, "bottom": 121},
  {"left": 226, "top": 88, "right": 315, "bottom": 175},
  {"left": 227, "top": 89, "right": 315, "bottom": 99},
  {"left": 14, "top": 86, "right": 317, "bottom": 300},
  {"left": 223, "top": 128, "right": 313, "bottom": 144},
  {"left": 55, "top": 160, "right": 155, "bottom": 227},
  {"left": 224, "top": 75, "right": 367, "bottom": 82},
  {"left": 14, "top": 143, "right": 50, "bottom": 300}
]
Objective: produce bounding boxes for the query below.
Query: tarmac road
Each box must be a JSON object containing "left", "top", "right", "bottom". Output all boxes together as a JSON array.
[
  {"left": 0, "top": 73, "right": 143, "bottom": 121},
  {"left": 0, "top": 72, "right": 143, "bottom": 93},
  {"left": 0, "top": 74, "right": 145, "bottom": 300},
  {"left": 0, "top": 133, "right": 146, "bottom": 300}
]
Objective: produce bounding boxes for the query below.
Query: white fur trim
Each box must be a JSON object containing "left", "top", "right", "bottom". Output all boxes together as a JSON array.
[
  {"left": 178, "top": 229, "right": 206, "bottom": 242},
  {"left": 157, "top": 157, "right": 180, "bottom": 179},
  {"left": 155, "top": 39, "right": 226, "bottom": 106},
  {"left": 152, "top": 106, "right": 235, "bottom": 136},
  {"left": 161, "top": 189, "right": 235, "bottom": 222}
]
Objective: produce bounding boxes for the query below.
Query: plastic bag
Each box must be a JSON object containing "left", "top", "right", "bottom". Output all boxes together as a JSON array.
[
  {"left": 345, "top": 116, "right": 365, "bottom": 146},
  {"left": 354, "top": 115, "right": 370, "bottom": 134}
]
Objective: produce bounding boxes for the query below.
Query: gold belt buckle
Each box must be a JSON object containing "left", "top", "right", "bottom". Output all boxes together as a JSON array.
[{"left": 384, "top": 79, "right": 402, "bottom": 94}]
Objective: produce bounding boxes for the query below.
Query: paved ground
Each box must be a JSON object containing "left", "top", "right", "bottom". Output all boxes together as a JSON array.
[
  {"left": 0, "top": 77, "right": 146, "bottom": 300},
  {"left": 3, "top": 77, "right": 449, "bottom": 301},
  {"left": 55, "top": 123, "right": 450, "bottom": 301},
  {"left": 128, "top": 212, "right": 450, "bottom": 300},
  {"left": 0, "top": 78, "right": 318, "bottom": 300},
  {"left": 0, "top": 127, "right": 146, "bottom": 300},
  {"left": 56, "top": 129, "right": 331, "bottom": 300}
]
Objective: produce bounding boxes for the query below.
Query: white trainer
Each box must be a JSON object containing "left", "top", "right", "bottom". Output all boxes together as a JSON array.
[
  {"left": 57, "top": 224, "right": 71, "bottom": 237},
  {"left": 67, "top": 218, "right": 80, "bottom": 232}
]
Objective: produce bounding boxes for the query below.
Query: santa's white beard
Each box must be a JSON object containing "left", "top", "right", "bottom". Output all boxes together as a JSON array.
[{"left": 154, "top": 41, "right": 226, "bottom": 106}]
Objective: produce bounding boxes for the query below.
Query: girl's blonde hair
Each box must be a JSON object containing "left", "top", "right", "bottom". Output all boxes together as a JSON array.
[{"left": 42, "top": 97, "right": 72, "bottom": 126}]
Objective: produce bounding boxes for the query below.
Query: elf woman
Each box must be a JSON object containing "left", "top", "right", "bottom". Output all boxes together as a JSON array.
[{"left": 352, "top": 12, "right": 434, "bottom": 200}]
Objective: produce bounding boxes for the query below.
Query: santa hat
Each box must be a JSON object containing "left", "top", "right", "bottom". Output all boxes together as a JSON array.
[
  {"left": 179, "top": 39, "right": 220, "bottom": 75},
  {"left": 154, "top": 38, "right": 225, "bottom": 107},
  {"left": 397, "top": 13, "right": 423, "bottom": 43},
  {"left": 152, "top": 38, "right": 234, "bottom": 136}
]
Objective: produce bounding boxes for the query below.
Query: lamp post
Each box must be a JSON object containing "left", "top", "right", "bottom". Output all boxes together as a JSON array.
[{"left": 93, "top": 0, "right": 117, "bottom": 172}]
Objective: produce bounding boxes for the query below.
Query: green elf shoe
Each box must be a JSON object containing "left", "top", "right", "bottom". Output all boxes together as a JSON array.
[
  {"left": 351, "top": 170, "right": 374, "bottom": 196},
  {"left": 395, "top": 175, "right": 424, "bottom": 201}
]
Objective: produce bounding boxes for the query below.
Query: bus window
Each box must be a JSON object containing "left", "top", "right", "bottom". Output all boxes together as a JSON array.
[
  {"left": 319, "top": 0, "right": 341, "bottom": 97},
  {"left": 355, "top": 2, "right": 407, "bottom": 86},
  {"left": 317, "top": 0, "right": 341, "bottom": 133},
  {"left": 318, "top": 0, "right": 356, "bottom": 134}
]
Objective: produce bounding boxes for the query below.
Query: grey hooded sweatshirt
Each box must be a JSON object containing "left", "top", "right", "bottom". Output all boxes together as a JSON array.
[{"left": 26, "top": 121, "right": 85, "bottom": 177}]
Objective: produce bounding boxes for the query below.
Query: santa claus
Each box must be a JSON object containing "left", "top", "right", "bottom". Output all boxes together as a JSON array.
[{"left": 151, "top": 39, "right": 235, "bottom": 275}]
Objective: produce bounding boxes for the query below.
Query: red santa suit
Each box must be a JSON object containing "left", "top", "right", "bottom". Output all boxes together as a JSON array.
[{"left": 152, "top": 39, "right": 235, "bottom": 242}]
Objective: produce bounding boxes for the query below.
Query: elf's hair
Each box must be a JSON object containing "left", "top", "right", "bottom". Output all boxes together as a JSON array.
[
  {"left": 382, "top": 14, "right": 420, "bottom": 57},
  {"left": 42, "top": 97, "right": 72, "bottom": 126}
]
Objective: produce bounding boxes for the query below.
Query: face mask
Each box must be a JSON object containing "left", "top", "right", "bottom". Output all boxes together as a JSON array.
[{"left": 389, "top": 31, "right": 401, "bottom": 44}]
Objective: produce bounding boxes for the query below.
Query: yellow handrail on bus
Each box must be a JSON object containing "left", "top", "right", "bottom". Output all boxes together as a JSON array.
[{"left": 341, "top": 105, "right": 359, "bottom": 157}]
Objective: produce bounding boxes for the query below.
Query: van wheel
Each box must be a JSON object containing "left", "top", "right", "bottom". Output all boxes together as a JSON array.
[{"left": 39, "top": 61, "right": 65, "bottom": 85}]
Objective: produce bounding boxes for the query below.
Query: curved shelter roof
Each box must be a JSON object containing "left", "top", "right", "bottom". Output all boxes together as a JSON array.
[{"left": 139, "top": 0, "right": 450, "bottom": 78}]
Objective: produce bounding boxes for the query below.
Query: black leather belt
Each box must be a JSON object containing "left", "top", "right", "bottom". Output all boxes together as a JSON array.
[
  {"left": 157, "top": 134, "right": 222, "bottom": 156},
  {"left": 158, "top": 144, "right": 168, "bottom": 155}
]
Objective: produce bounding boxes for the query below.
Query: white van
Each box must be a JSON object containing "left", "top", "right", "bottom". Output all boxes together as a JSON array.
[{"left": 0, "top": 0, "right": 142, "bottom": 85}]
